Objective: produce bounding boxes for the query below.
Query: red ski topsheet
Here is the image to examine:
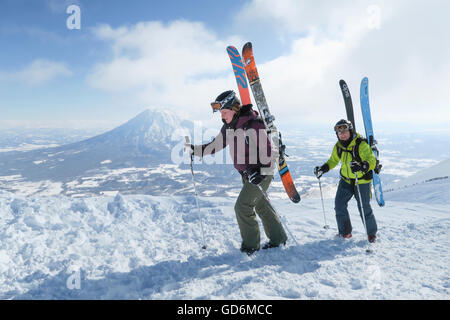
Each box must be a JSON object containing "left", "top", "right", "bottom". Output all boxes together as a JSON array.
[{"left": 241, "top": 42, "right": 259, "bottom": 84}]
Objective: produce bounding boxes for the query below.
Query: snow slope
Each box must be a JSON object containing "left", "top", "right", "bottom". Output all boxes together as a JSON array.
[
  {"left": 0, "top": 178, "right": 448, "bottom": 299},
  {"left": 387, "top": 158, "right": 450, "bottom": 190},
  {"left": 385, "top": 158, "right": 450, "bottom": 204}
]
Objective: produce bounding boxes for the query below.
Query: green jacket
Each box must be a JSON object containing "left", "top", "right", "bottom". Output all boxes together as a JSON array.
[{"left": 326, "top": 133, "right": 377, "bottom": 185}]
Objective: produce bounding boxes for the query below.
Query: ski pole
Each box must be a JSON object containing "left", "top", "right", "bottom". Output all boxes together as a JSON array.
[
  {"left": 185, "top": 136, "right": 207, "bottom": 250},
  {"left": 257, "top": 184, "right": 299, "bottom": 247},
  {"left": 317, "top": 177, "right": 330, "bottom": 229},
  {"left": 354, "top": 174, "right": 372, "bottom": 253}
]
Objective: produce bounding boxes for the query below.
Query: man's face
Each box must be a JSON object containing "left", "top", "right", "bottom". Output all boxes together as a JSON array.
[
  {"left": 220, "top": 109, "right": 236, "bottom": 124},
  {"left": 337, "top": 129, "right": 351, "bottom": 141}
]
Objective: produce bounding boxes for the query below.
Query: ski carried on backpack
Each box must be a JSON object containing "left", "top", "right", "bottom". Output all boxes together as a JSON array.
[
  {"left": 360, "top": 77, "right": 385, "bottom": 207},
  {"left": 240, "top": 42, "right": 301, "bottom": 203},
  {"left": 227, "top": 46, "right": 252, "bottom": 106},
  {"left": 339, "top": 79, "right": 356, "bottom": 131}
]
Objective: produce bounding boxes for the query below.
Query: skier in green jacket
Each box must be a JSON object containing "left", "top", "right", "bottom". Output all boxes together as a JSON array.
[{"left": 314, "top": 119, "right": 378, "bottom": 243}]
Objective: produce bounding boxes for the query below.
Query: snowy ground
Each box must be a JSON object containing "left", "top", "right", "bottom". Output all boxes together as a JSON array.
[{"left": 0, "top": 178, "right": 448, "bottom": 300}]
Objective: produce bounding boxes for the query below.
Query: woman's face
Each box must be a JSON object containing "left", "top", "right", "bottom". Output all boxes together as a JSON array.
[{"left": 220, "top": 109, "right": 236, "bottom": 124}]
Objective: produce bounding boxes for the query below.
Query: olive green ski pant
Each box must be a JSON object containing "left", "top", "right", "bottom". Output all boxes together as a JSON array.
[{"left": 234, "top": 175, "right": 288, "bottom": 250}]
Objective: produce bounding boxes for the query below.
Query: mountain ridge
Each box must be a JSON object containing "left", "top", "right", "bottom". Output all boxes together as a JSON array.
[
  {"left": 0, "top": 108, "right": 190, "bottom": 183},
  {"left": 387, "top": 157, "right": 450, "bottom": 190}
]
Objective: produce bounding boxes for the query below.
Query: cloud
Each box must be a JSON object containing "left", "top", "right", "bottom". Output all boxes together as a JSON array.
[
  {"left": 235, "top": 0, "right": 389, "bottom": 38},
  {"left": 233, "top": 1, "right": 388, "bottom": 121},
  {"left": 86, "top": 1, "right": 450, "bottom": 127},
  {"left": 87, "top": 20, "right": 243, "bottom": 121},
  {"left": 0, "top": 59, "right": 72, "bottom": 86},
  {"left": 234, "top": 0, "right": 450, "bottom": 126}
]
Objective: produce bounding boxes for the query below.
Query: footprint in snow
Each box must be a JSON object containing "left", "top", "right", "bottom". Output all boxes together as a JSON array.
[
  {"left": 350, "top": 278, "right": 363, "bottom": 290},
  {"left": 320, "top": 279, "right": 336, "bottom": 288}
]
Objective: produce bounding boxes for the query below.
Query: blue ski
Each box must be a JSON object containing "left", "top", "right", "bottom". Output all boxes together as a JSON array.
[{"left": 360, "top": 77, "right": 385, "bottom": 207}]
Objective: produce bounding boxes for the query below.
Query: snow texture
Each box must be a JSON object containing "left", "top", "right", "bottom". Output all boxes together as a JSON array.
[
  {"left": 0, "top": 173, "right": 448, "bottom": 299},
  {"left": 0, "top": 111, "right": 448, "bottom": 299}
]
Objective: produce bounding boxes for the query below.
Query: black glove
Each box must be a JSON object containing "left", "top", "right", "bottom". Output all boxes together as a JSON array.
[
  {"left": 184, "top": 143, "right": 194, "bottom": 156},
  {"left": 374, "top": 161, "right": 382, "bottom": 174},
  {"left": 247, "top": 170, "right": 265, "bottom": 185},
  {"left": 350, "top": 161, "right": 370, "bottom": 173},
  {"left": 185, "top": 143, "right": 204, "bottom": 159},
  {"left": 314, "top": 164, "right": 329, "bottom": 179}
]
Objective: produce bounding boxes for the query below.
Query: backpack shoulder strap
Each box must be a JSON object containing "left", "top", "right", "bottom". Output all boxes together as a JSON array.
[
  {"left": 352, "top": 137, "right": 368, "bottom": 163},
  {"left": 242, "top": 117, "right": 266, "bottom": 145},
  {"left": 337, "top": 144, "right": 343, "bottom": 158},
  {"left": 337, "top": 137, "right": 367, "bottom": 160}
]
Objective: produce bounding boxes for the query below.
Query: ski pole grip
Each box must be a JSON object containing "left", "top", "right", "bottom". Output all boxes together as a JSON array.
[
  {"left": 184, "top": 136, "right": 194, "bottom": 161},
  {"left": 184, "top": 136, "right": 191, "bottom": 153}
]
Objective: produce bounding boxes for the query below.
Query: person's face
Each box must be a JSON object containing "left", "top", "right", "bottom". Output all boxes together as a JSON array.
[
  {"left": 220, "top": 109, "right": 236, "bottom": 124},
  {"left": 337, "top": 129, "right": 351, "bottom": 141}
]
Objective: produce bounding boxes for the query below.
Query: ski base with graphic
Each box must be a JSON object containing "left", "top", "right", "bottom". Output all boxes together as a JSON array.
[{"left": 227, "top": 46, "right": 252, "bottom": 106}]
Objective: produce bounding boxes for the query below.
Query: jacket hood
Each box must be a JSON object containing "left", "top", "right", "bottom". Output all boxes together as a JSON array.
[{"left": 235, "top": 110, "right": 259, "bottom": 129}]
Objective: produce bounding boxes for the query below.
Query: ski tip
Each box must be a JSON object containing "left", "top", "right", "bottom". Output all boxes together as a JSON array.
[
  {"left": 226, "top": 46, "right": 240, "bottom": 59},
  {"left": 242, "top": 42, "right": 252, "bottom": 51},
  {"left": 361, "top": 76, "right": 369, "bottom": 84},
  {"left": 291, "top": 194, "right": 301, "bottom": 203},
  {"left": 339, "top": 79, "right": 346, "bottom": 85}
]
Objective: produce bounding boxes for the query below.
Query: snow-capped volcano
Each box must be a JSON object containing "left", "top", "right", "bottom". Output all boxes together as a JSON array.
[
  {"left": 81, "top": 108, "right": 185, "bottom": 152},
  {"left": 0, "top": 109, "right": 195, "bottom": 196}
]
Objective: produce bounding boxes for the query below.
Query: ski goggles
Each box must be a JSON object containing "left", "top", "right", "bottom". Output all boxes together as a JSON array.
[
  {"left": 210, "top": 91, "right": 237, "bottom": 113},
  {"left": 334, "top": 124, "right": 351, "bottom": 133}
]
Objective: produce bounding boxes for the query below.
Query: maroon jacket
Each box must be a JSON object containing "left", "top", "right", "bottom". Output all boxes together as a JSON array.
[{"left": 197, "top": 110, "right": 272, "bottom": 175}]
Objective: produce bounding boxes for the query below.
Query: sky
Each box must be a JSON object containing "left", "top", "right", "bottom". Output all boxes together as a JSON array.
[{"left": 1, "top": 0, "right": 450, "bottom": 131}]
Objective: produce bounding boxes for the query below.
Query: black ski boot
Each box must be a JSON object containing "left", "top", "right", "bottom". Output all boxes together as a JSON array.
[
  {"left": 240, "top": 246, "right": 259, "bottom": 256},
  {"left": 262, "top": 241, "right": 286, "bottom": 250}
]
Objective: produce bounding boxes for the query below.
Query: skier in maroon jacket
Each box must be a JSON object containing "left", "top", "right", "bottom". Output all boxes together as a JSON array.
[{"left": 186, "top": 90, "right": 287, "bottom": 255}]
